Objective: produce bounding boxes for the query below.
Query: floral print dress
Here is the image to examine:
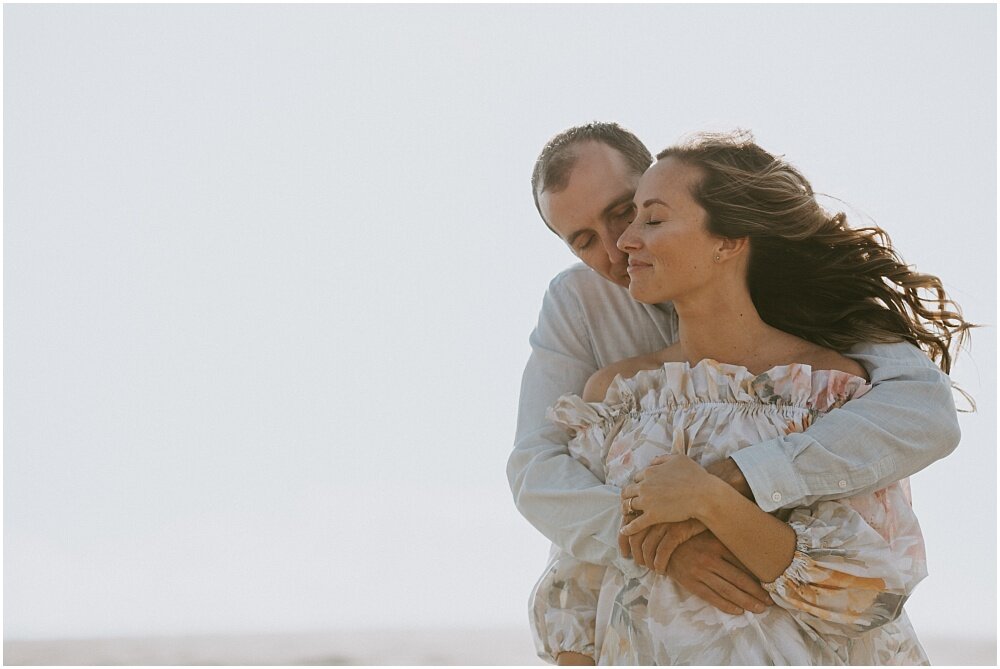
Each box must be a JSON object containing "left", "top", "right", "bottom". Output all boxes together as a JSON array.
[{"left": 530, "top": 360, "right": 929, "bottom": 665}]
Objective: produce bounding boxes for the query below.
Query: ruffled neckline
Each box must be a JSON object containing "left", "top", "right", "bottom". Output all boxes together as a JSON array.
[
  {"left": 548, "top": 359, "right": 870, "bottom": 433},
  {"left": 607, "top": 358, "right": 868, "bottom": 410}
]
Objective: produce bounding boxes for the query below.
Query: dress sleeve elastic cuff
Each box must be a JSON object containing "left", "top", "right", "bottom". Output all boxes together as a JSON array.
[
  {"left": 762, "top": 528, "right": 812, "bottom": 591},
  {"left": 729, "top": 440, "right": 807, "bottom": 512}
]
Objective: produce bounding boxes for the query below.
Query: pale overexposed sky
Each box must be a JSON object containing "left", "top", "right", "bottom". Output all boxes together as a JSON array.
[{"left": 3, "top": 4, "right": 996, "bottom": 643}]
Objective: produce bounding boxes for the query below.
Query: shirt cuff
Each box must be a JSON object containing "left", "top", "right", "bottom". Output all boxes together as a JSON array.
[{"left": 729, "top": 439, "right": 807, "bottom": 512}]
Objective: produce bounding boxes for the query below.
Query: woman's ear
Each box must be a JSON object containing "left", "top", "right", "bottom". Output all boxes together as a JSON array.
[{"left": 716, "top": 236, "right": 749, "bottom": 263}]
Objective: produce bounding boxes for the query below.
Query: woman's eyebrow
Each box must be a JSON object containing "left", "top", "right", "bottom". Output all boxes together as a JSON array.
[{"left": 641, "top": 198, "right": 671, "bottom": 209}]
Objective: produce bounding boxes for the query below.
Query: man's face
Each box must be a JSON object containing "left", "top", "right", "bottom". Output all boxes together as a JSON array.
[{"left": 538, "top": 141, "right": 641, "bottom": 288}]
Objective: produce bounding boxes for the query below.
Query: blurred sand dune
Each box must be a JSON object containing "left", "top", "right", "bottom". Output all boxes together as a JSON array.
[{"left": 3, "top": 628, "right": 995, "bottom": 666}]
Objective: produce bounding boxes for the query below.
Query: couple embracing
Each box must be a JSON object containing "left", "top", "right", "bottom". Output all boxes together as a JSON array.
[{"left": 507, "top": 123, "right": 971, "bottom": 665}]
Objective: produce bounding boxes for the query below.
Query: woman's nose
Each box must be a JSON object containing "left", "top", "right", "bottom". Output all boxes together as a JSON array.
[{"left": 617, "top": 221, "right": 640, "bottom": 252}]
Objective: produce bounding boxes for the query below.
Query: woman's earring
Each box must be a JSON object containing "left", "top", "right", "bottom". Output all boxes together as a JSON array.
[{"left": 714, "top": 254, "right": 721, "bottom": 263}]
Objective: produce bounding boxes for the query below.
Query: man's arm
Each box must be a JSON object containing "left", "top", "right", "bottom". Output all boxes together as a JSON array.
[
  {"left": 634, "top": 340, "right": 958, "bottom": 608},
  {"left": 507, "top": 270, "right": 773, "bottom": 614},
  {"left": 507, "top": 275, "right": 624, "bottom": 566},
  {"left": 730, "top": 340, "right": 960, "bottom": 512},
  {"left": 510, "top": 272, "right": 959, "bottom": 569}
]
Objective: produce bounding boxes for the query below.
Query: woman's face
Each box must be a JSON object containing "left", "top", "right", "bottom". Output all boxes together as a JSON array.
[{"left": 617, "top": 157, "right": 722, "bottom": 305}]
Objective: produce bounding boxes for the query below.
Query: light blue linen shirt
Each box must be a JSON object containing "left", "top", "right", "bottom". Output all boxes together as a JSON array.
[{"left": 507, "top": 263, "right": 960, "bottom": 566}]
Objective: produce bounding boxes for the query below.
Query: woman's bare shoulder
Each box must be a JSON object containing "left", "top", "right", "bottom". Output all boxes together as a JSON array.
[
  {"left": 582, "top": 346, "right": 680, "bottom": 402},
  {"left": 797, "top": 343, "right": 869, "bottom": 381}
]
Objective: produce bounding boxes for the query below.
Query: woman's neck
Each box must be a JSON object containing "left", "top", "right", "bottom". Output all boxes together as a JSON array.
[{"left": 672, "top": 290, "right": 777, "bottom": 371}]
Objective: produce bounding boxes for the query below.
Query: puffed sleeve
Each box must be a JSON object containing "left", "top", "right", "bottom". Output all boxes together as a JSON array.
[
  {"left": 763, "top": 480, "right": 927, "bottom": 639},
  {"left": 530, "top": 543, "right": 606, "bottom": 664}
]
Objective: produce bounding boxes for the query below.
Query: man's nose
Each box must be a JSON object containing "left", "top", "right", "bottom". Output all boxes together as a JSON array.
[{"left": 602, "top": 230, "right": 627, "bottom": 262}]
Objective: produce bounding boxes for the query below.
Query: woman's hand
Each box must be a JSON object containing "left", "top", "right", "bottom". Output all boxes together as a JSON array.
[{"left": 620, "top": 454, "right": 716, "bottom": 535}]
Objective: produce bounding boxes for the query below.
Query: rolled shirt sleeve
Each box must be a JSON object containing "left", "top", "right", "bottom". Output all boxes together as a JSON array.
[
  {"left": 730, "top": 340, "right": 960, "bottom": 512},
  {"left": 509, "top": 267, "right": 960, "bottom": 556},
  {"left": 507, "top": 265, "right": 679, "bottom": 564},
  {"left": 508, "top": 270, "right": 621, "bottom": 565}
]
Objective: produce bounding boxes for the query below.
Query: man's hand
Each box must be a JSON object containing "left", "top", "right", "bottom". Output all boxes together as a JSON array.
[
  {"left": 619, "top": 519, "right": 707, "bottom": 570},
  {"left": 704, "top": 457, "right": 752, "bottom": 499},
  {"left": 618, "top": 457, "right": 752, "bottom": 565},
  {"left": 618, "top": 519, "right": 773, "bottom": 615},
  {"left": 617, "top": 457, "right": 770, "bottom": 615},
  {"left": 666, "top": 531, "right": 772, "bottom": 615},
  {"left": 619, "top": 512, "right": 700, "bottom": 563}
]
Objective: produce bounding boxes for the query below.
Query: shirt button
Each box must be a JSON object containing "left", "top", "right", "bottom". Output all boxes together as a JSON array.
[
  {"left": 771, "top": 492, "right": 782, "bottom": 503},
  {"left": 838, "top": 480, "right": 848, "bottom": 489}
]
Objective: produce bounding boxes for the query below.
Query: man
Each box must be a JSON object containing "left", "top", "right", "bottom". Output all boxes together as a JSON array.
[{"left": 507, "top": 122, "right": 959, "bottom": 657}]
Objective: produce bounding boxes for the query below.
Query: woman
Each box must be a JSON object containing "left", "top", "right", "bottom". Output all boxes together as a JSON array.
[{"left": 530, "top": 131, "right": 971, "bottom": 665}]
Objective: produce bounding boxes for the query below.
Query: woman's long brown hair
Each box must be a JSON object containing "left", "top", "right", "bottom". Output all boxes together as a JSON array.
[{"left": 658, "top": 131, "right": 974, "bottom": 375}]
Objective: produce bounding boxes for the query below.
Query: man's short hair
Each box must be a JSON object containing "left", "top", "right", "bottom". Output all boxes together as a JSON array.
[{"left": 531, "top": 122, "right": 653, "bottom": 221}]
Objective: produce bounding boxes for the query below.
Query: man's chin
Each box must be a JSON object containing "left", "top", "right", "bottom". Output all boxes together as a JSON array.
[
  {"left": 591, "top": 265, "right": 631, "bottom": 289},
  {"left": 609, "top": 270, "right": 631, "bottom": 290}
]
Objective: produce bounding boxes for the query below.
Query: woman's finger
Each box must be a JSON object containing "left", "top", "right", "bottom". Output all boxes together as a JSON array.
[
  {"left": 621, "top": 513, "right": 655, "bottom": 536},
  {"left": 629, "top": 495, "right": 643, "bottom": 513},
  {"left": 621, "top": 492, "right": 641, "bottom": 516},
  {"left": 619, "top": 511, "right": 641, "bottom": 558},
  {"left": 618, "top": 529, "right": 632, "bottom": 559}
]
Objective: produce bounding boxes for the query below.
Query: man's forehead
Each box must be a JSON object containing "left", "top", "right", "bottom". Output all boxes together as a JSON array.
[
  {"left": 568, "top": 141, "right": 634, "bottom": 182},
  {"left": 538, "top": 142, "right": 640, "bottom": 235}
]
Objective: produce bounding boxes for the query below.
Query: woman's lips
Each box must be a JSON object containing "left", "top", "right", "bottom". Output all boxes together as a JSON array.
[{"left": 627, "top": 262, "right": 652, "bottom": 273}]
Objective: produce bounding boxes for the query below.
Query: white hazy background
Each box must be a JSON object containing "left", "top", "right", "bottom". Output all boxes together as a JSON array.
[{"left": 4, "top": 3, "right": 996, "bottom": 649}]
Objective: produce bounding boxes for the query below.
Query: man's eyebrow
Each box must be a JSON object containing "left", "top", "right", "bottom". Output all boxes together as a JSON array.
[
  {"left": 601, "top": 193, "right": 636, "bottom": 217},
  {"left": 641, "top": 198, "right": 671, "bottom": 209},
  {"left": 565, "top": 193, "right": 638, "bottom": 245}
]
